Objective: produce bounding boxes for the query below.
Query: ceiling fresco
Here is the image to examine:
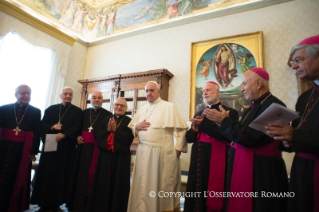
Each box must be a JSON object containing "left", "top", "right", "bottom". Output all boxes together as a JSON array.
[
  {"left": 1, "top": 0, "right": 291, "bottom": 45},
  {"left": 13, "top": 0, "right": 249, "bottom": 39}
]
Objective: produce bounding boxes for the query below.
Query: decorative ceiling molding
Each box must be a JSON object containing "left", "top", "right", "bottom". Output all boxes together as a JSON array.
[
  {"left": 0, "top": 0, "right": 291, "bottom": 47},
  {"left": 0, "top": 0, "right": 76, "bottom": 46}
]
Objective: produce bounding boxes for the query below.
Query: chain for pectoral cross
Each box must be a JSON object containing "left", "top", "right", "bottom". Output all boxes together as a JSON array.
[
  {"left": 297, "top": 86, "right": 319, "bottom": 129},
  {"left": 13, "top": 104, "right": 29, "bottom": 136},
  {"left": 145, "top": 102, "right": 159, "bottom": 121},
  {"left": 58, "top": 103, "right": 71, "bottom": 125},
  {"left": 88, "top": 108, "right": 102, "bottom": 132}
]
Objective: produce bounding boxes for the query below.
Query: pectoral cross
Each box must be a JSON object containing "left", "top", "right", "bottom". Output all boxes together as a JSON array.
[
  {"left": 88, "top": 126, "right": 93, "bottom": 132},
  {"left": 13, "top": 127, "right": 21, "bottom": 136}
]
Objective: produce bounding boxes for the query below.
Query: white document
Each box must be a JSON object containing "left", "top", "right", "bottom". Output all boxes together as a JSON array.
[
  {"left": 44, "top": 134, "right": 58, "bottom": 152},
  {"left": 249, "top": 103, "right": 300, "bottom": 137}
]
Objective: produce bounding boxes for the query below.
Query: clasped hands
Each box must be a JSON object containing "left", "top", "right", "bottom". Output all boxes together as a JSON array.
[{"left": 108, "top": 117, "right": 116, "bottom": 132}]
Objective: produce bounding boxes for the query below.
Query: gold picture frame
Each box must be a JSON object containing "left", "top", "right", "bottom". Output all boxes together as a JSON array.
[{"left": 190, "top": 31, "right": 264, "bottom": 118}]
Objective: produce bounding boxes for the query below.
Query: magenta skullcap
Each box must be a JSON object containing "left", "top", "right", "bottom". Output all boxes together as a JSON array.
[
  {"left": 249, "top": 67, "right": 269, "bottom": 81},
  {"left": 207, "top": 81, "right": 219, "bottom": 87},
  {"left": 299, "top": 35, "right": 319, "bottom": 45}
]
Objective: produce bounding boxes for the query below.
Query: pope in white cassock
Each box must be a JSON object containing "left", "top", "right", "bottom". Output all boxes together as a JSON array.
[{"left": 127, "top": 81, "right": 188, "bottom": 212}]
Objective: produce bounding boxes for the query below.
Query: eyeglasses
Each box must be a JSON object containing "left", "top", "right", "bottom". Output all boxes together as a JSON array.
[
  {"left": 114, "top": 103, "right": 126, "bottom": 108},
  {"left": 290, "top": 55, "right": 311, "bottom": 66},
  {"left": 18, "top": 92, "right": 31, "bottom": 96}
]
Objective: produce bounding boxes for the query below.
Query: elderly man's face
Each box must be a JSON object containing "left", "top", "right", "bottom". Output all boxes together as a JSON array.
[
  {"left": 16, "top": 86, "right": 31, "bottom": 105},
  {"left": 60, "top": 89, "right": 73, "bottom": 104},
  {"left": 241, "top": 71, "right": 258, "bottom": 101},
  {"left": 291, "top": 47, "right": 319, "bottom": 80},
  {"left": 202, "top": 83, "right": 219, "bottom": 105},
  {"left": 114, "top": 98, "right": 127, "bottom": 116},
  {"left": 145, "top": 83, "right": 161, "bottom": 103},
  {"left": 90, "top": 92, "right": 103, "bottom": 109}
]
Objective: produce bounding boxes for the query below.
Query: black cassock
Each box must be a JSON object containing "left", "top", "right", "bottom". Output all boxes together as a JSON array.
[
  {"left": 67, "top": 107, "right": 112, "bottom": 211},
  {"left": 288, "top": 82, "right": 319, "bottom": 212},
  {"left": 85, "top": 115, "right": 134, "bottom": 212},
  {"left": 219, "top": 92, "right": 288, "bottom": 212},
  {"left": 184, "top": 102, "right": 238, "bottom": 212},
  {"left": 31, "top": 103, "right": 82, "bottom": 208},
  {"left": 0, "top": 103, "right": 41, "bottom": 212}
]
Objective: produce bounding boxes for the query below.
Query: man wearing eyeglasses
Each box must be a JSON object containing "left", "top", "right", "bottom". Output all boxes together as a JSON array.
[
  {"left": 266, "top": 35, "right": 319, "bottom": 212},
  {"left": 66, "top": 91, "right": 112, "bottom": 212},
  {"left": 0, "top": 84, "right": 41, "bottom": 212},
  {"left": 85, "top": 97, "right": 134, "bottom": 212}
]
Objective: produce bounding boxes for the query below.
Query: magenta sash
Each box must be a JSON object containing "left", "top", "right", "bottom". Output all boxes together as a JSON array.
[
  {"left": 227, "top": 140, "right": 282, "bottom": 212},
  {"left": 198, "top": 132, "right": 227, "bottom": 212},
  {"left": 0, "top": 127, "right": 33, "bottom": 212},
  {"left": 296, "top": 152, "right": 319, "bottom": 212},
  {"left": 81, "top": 131, "right": 100, "bottom": 196}
]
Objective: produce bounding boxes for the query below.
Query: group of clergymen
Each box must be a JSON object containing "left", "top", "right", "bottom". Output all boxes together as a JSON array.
[{"left": 0, "top": 35, "right": 318, "bottom": 212}]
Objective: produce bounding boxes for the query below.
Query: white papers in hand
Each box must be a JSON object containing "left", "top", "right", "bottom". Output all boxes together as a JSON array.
[
  {"left": 44, "top": 134, "right": 58, "bottom": 152},
  {"left": 249, "top": 103, "right": 299, "bottom": 137}
]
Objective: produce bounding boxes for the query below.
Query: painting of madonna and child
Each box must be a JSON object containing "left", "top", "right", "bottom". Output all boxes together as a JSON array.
[{"left": 194, "top": 42, "right": 258, "bottom": 119}]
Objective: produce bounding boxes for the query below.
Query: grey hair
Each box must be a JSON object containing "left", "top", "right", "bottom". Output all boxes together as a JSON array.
[
  {"left": 15, "top": 84, "right": 30, "bottom": 95},
  {"left": 291, "top": 44, "right": 319, "bottom": 58},
  {"left": 91, "top": 91, "right": 103, "bottom": 99},
  {"left": 115, "top": 97, "right": 127, "bottom": 106},
  {"left": 60, "top": 86, "right": 74, "bottom": 94},
  {"left": 146, "top": 81, "right": 161, "bottom": 90}
]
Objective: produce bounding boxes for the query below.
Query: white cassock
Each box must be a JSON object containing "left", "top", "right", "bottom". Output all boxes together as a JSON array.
[{"left": 127, "top": 97, "right": 188, "bottom": 212}]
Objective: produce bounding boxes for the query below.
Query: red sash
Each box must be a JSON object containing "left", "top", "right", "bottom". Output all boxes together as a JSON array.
[
  {"left": 81, "top": 131, "right": 100, "bottom": 195},
  {"left": 0, "top": 127, "right": 34, "bottom": 212},
  {"left": 198, "top": 132, "right": 227, "bottom": 212},
  {"left": 227, "top": 140, "right": 282, "bottom": 212},
  {"left": 295, "top": 152, "right": 319, "bottom": 212}
]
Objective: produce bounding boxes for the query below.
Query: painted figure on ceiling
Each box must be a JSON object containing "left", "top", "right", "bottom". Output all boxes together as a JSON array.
[
  {"left": 59, "top": 0, "right": 76, "bottom": 28},
  {"left": 71, "top": 5, "right": 88, "bottom": 34},
  {"left": 106, "top": 7, "right": 116, "bottom": 35},
  {"left": 98, "top": 7, "right": 108, "bottom": 36},
  {"left": 167, "top": 0, "right": 183, "bottom": 18}
]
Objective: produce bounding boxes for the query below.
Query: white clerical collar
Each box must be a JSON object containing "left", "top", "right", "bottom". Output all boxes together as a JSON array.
[
  {"left": 314, "top": 79, "right": 319, "bottom": 86},
  {"left": 148, "top": 97, "right": 161, "bottom": 106}
]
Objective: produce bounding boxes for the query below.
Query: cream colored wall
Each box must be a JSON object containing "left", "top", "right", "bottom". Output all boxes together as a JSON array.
[
  {"left": 64, "top": 42, "right": 87, "bottom": 106},
  {"left": 83, "top": 0, "right": 319, "bottom": 173}
]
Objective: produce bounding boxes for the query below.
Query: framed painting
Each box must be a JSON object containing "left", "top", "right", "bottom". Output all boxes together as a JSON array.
[{"left": 190, "top": 31, "right": 263, "bottom": 118}]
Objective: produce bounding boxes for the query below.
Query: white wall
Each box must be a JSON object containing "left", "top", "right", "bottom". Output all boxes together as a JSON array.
[{"left": 83, "top": 0, "right": 319, "bottom": 173}]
